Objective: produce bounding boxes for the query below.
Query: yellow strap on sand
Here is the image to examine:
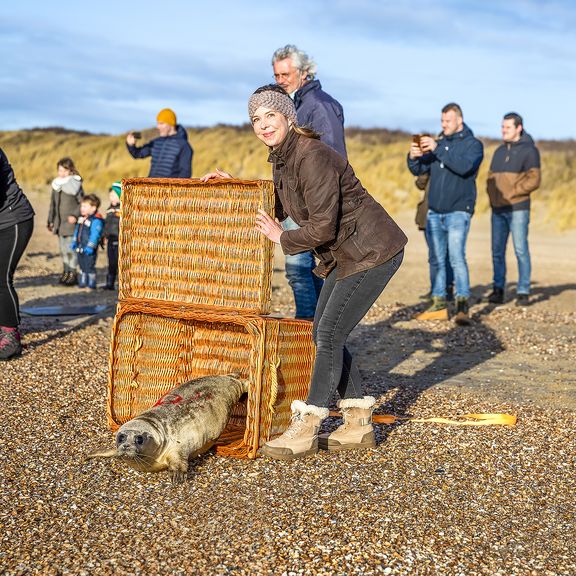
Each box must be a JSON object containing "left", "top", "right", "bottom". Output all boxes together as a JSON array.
[
  {"left": 329, "top": 411, "right": 516, "bottom": 426},
  {"left": 374, "top": 412, "right": 516, "bottom": 426}
]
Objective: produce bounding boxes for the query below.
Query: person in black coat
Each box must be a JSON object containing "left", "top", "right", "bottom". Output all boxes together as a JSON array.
[{"left": 0, "top": 147, "right": 35, "bottom": 360}]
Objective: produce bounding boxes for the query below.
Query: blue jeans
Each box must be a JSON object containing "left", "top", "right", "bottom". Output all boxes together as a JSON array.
[
  {"left": 77, "top": 251, "right": 98, "bottom": 288},
  {"left": 491, "top": 209, "right": 531, "bottom": 295},
  {"left": 282, "top": 217, "right": 323, "bottom": 319},
  {"left": 306, "top": 251, "right": 404, "bottom": 408},
  {"left": 426, "top": 210, "right": 471, "bottom": 299},
  {"left": 424, "top": 228, "right": 454, "bottom": 291}
]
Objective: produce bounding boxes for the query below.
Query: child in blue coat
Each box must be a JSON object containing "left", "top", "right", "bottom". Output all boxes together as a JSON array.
[{"left": 71, "top": 194, "right": 104, "bottom": 289}]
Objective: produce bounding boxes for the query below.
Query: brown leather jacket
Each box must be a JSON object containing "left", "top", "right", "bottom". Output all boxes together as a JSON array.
[{"left": 270, "top": 129, "right": 407, "bottom": 279}]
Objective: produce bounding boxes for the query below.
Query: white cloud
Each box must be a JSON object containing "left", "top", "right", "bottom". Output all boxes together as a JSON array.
[{"left": 0, "top": 0, "right": 575, "bottom": 138}]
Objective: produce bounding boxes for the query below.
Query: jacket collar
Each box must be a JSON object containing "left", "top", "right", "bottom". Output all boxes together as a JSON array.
[
  {"left": 507, "top": 131, "right": 534, "bottom": 147},
  {"left": 439, "top": 122, "right": 473, "bottom": 142},
  {"left": 267, "top": 128, "right": 299, "bottom": 166},
  {"left": 294, "top": 79, "right": 321, "bottom": 107}
]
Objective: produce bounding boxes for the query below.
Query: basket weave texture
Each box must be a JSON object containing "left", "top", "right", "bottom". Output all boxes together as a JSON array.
[
  {"left": 119, "top": 178, "right": 275, "bottom": 314},
  {"left": 107, "top": 299, "right": 315, "bottom": 459}
]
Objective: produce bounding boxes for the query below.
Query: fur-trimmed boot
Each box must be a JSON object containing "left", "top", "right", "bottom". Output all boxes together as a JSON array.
[
  {"left": 261, "top": 400, "right": 329, "bottom": 460},
  {"left": 319, "top": 396, "right": 376, "bottom": 451}
]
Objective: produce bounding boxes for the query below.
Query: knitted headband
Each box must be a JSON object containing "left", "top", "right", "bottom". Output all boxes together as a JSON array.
[{"left": 248, "top": 85, "right": 297, "bottom": 124}]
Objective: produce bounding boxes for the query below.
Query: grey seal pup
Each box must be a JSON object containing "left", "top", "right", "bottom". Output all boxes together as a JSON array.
[{"left": 88, "top": 374, "right": 247, "bottom": 483}]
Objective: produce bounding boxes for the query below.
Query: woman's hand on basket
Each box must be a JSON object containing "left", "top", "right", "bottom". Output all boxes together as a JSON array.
[
  {"left": 199, "top": 168, "right": 233, "bottom": 182},
  {"left": 255, "top": 209, "right": 283, "bottom": 244}
]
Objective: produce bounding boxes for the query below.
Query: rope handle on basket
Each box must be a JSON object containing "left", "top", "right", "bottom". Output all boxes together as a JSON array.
[
  {"left": 267, "top": 358, "right": 281, "bottom": 414},
  {"left": 329, "top": 411, "right": 517, "bottom": 426}
]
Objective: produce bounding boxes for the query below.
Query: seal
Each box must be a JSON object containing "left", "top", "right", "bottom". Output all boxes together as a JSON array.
[{"left": 87, "top": 374, "right": 248, "bottom": 483}]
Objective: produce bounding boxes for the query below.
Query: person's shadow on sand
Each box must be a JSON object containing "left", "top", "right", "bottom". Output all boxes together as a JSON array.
[
  {"left": 340, "top": 300, "right": 505, "bottom": 444},
  {"left": 467, "top": 281, "right": 576, "bottom": 321}
]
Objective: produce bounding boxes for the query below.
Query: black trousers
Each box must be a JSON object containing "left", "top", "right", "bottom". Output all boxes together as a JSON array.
[
  {"left": 107, "top": 236, "right": 119, "bottom": 277},
  {"left": 0, "top": 218, "right": 34, "bottom": 327}
]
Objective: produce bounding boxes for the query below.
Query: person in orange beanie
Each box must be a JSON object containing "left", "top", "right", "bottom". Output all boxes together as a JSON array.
[{"left": 126, "top": 108, "right": 193, "bottom": 177}]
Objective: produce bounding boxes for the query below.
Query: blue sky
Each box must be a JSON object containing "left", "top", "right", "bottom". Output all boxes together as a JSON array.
[{"left": 1, "top": 0, "right": 575, "bottom": 139}]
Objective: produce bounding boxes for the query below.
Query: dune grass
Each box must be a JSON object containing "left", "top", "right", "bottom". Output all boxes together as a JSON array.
[{"left": 1, "top": 126, "right": 574, "bottom": 229}]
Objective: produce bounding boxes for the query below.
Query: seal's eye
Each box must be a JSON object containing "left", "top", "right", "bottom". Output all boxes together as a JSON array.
[
  {"left": 135, "top": 435, "right": 145, "bottom": 445},
  {"left": 117, "top": 433, "right": 126, "bottom": 444}
]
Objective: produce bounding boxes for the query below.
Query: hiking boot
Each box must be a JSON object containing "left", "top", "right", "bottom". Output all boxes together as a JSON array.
[
  {"left": 0, "top": 327, "right": 22, "bottom": 360},
  {"left": 58, "top": 271, "right": 68, "bottom": 284},
  {"left": 415, "top": 297, "right": 448, "bottom": 321},
  {"left": 319, "top": 396, "right": 376, "bottom": 451},
  {"left": 488, "top": 287, "right": 504, "bottom": 304},
  {"left": 516, "top": 294, "right": 529, "bottom": 307},
  {"left": 63, "top": 271, "right": 78, "bottom": 286},
  {"left": 454, "top": 297, "right": 471, "bottom": 326},
  {"left": 102, "top": 274, "right": 116, "bottom": 290},
  {"left": 261, "top": 400, "right": 329, "bottom": 460}
]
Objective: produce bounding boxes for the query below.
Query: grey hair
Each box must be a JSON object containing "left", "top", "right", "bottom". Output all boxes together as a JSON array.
[{"left": 271, "top": 44, "right": 317, "bottom": 80}]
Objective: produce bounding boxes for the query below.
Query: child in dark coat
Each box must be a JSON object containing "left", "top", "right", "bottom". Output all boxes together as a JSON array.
[
  {"left": 71, "top": 194, "right": 104, "bottom": 289},
  {"left": 103, "top": 182, "right": 121, "bottom": 290}
]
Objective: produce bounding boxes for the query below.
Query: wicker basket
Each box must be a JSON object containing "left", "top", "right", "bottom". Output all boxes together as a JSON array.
[
  {"left": 119, "top": 178, "right": 275, "bottom": 314},
  {"left": 107, "top": 299, "right": 315, "bottom": 459}
]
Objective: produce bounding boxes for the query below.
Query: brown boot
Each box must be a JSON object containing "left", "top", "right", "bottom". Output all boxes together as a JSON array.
[
  {"left": 319, "top": 396, "right": 376, "bottom": 451},
  {"left": 261, "top": 400, "right": 329, "bottom": 460},
  {"left": 454, "top": 297, "right": 471, "bottom": 326},
  {"left": 414, "top": 297, "right": 448, "bottom": 321}
]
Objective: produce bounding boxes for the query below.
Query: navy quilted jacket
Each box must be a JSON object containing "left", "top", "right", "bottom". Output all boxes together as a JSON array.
[
  {"left": 127, "top": 125, "right": 193, "bottom": 177},
  {"left": 294, "top": 80, "right": 347, "bottom": 160}
]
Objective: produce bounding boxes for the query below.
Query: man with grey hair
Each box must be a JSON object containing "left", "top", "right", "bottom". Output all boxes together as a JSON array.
[
  {"left": 271, "top": 44, "right": 347, "bottom": 319},
  {"left": 272, "top": 44, "right": 347, "bottom": 158}
]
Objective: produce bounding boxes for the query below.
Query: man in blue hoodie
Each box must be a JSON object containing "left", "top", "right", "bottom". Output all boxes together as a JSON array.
[
  {"left": 271, "top": 44, "right": 347, "bottom": 319},
  {"left": 408, "top": 103, "right": 484, "bottom": 325},
  {"left": 126, "top": 108, "right": 193, "bottom": 177}
]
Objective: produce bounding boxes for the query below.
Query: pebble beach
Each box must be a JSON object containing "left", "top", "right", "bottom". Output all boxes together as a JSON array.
[{"left": 1, "top": 205, "right": 575, "bottom": 576}]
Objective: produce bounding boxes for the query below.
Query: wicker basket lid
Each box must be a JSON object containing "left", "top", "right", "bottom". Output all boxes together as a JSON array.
[{"left": 119, "top": 178, "right": 275, "bottom": 314}]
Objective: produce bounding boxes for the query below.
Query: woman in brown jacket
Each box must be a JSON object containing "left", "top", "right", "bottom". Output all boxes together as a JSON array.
[{"left": 202, "top": 85, "right": 407, "bottom": 460}]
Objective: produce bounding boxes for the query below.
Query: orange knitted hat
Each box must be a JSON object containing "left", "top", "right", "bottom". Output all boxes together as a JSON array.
[{"left": 156, "top": 108, "right": 177, "bottom": 127}]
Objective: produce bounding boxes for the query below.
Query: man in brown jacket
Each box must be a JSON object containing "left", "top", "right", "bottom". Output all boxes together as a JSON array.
[{"left": 486, "top": 113, "right": 541, "bottom": 306}]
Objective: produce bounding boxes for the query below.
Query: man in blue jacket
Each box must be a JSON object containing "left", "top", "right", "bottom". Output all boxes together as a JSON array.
[
  {"left": 126, "top": 108, "right": 193, "bottom": 178},
  {"left": 408, "top": 103, "right": 484, "bottom": 325},
  {"left": 271, "top": 44, "right": 347, "bottom": 319}
]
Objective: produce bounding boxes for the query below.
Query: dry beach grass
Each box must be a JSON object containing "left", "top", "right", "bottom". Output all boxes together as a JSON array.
[
  {"left": 2, "top": 126, "right": 575, "bottom": 229},
  {"left": 1, "top": 193, "right": 575, "bottom": 575}
]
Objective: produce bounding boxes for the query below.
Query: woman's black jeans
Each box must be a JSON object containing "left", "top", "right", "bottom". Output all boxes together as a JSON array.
[
  {"left": 306, "top": 250, "right": 404, "bottom": 408},
  {"left": 0, "top": 218, "right": 34, "bottom": 327}
]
